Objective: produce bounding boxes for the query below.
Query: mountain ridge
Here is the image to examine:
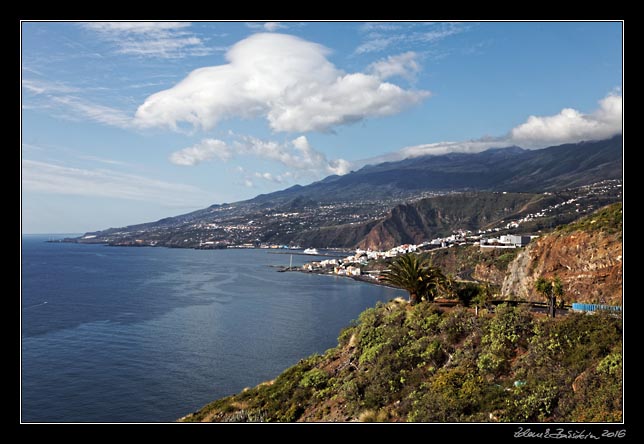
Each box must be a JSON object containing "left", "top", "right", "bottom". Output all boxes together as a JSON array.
[
  {"left": 68, "top": 136, "right": 622, "bottom": 248},
  {"left": 245, "top": 135, "right": 621, "bottom": 206}
]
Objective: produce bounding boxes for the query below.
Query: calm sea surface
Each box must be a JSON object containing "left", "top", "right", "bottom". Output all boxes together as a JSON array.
[{"left": 21, "top": 235, "right": 404, "bottom": 422}]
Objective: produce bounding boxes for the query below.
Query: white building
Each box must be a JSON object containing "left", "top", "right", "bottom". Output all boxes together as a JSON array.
[
  {"left": 481, "top": 234, "right": 532, "bottom": 249},
  {"left": 345, "top": 266, "right": 361, "bottom": 276}
]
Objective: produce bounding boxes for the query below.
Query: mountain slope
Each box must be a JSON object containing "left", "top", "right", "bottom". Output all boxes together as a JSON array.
[
  {"left": 69, "top": 136, "right": 622, "bottom": 248},
  {"left": 301, "top": 183, "right": 619, "bottom": 251},
  {"left": 496, "top": 136, "right": 623, "bottom": 191},
  {"left": 249, "top": 135, "right": 622, "bottom": 204},
  {"left": 357, "top": 192, "right": 546, "bottom": 250}
]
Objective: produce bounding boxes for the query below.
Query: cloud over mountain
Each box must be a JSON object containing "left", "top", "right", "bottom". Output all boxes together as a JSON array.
[
  {"left": 510, "top": 93, "right": 622, "bottom": 148},
  {"left": 364, "top": 92, "right": 623, "bottom": 165}
]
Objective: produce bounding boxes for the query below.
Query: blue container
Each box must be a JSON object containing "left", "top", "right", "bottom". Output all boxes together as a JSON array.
[{"left": 572, "top": 302, "right": 622, "bottom": 313}]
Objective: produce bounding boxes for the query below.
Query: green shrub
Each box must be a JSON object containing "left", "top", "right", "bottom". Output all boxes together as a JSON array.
[
  {"left": 186, "top": 294, "right": 622, "bottom": 423},
  {"left": 299, "top": 368, "right": 328, "bottom": 390}
]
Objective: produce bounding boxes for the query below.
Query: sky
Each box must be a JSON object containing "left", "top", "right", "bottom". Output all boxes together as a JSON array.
[{"left": 21, "top": 21, "right": 623, "bottom": 234}]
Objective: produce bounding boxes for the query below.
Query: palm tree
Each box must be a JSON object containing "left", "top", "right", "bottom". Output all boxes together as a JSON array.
[
  {"left": 424, "top": 267, "right": 449, "bottom": 302},
  {"left": 535, "top": 276, "right": 564, "bottom": 318},
  {"left": 441, "top": 273, "right": 458, "bottom": 300},
  {"left": 473, "top": 282, "right": 493, "bottom": 316},
  {"left": 381, "top": 253, "right": 445, "bottom": 304}
]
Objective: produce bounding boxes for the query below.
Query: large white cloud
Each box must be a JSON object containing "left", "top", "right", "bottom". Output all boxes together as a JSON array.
[
  {"left": 510, "top": 93, "right": 622, "bottom": 148},
  {"left": 135, "top": 33, "right": 429, "bottom": 133}
]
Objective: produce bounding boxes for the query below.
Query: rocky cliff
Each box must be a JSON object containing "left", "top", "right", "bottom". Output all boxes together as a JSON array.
[
  {"left": 422, "top": 244, "right": 517, "bottom": 285},
  {"left": 357, "top": 192, "right": 549, "bottom": 251},
  {"left": 501, "top": 203, "right": 622, "bottom": 305}
]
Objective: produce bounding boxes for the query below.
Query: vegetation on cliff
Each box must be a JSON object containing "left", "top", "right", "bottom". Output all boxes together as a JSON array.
[
  {"left": 554, "top": 202, "right": 622, "bottom": 238},
  {"left": 181, "top": 301, "right": 622, "bottom": 422}
]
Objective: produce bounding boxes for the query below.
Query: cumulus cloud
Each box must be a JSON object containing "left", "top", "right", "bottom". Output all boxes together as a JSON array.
[
  {"left": 169, "top": 135, "right": 350, "bottom": 176},
  {"left": 22, "top": 159, "right": 212, "bottom": 207},
  {"left": 254, "top": 172, "right": 284, "bottom": 183},
  {"left": 134, "top": 33, "right": 429, "bottom": 133},
  {"left": 169, "top": 139, "right": 231, "bottom": 166},
  {"left": 234, "top": 135, "right": 350, "bottom": 175},
  {"left": 368, "top": 51, "right": 420, "bottom": 80},
  {"left": 510, "top": 93, "right": 622, "bottom": 147},
  {"left": 82, "top": 22, "right": 212, "bottom": 58}
]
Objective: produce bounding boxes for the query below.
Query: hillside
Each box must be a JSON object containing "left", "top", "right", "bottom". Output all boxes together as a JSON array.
[
  {"left": 67, "top": 136, "right": 622, "bottom": 248},
  {"left": 415, "top": 203, "right": 622, "bottom": 305},
  {"left": 501, "top": 203, "right": 623, "bottom": 304},
  {"left": 179, "top": 203, "right": 623, "bottom": 423},
  {"left": 181, "top": 301, "right": 622, "bottom": 422},
  {"left": 357, "top": 192, "right": 549, "bottom": 250},
  {"left": 313, "top": 182, "right": 619, "bottom": 251}
]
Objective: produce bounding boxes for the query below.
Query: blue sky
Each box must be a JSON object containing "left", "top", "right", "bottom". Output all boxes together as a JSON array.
[{"left": 21, "top": 21, "right": 622, "bottom": 233}]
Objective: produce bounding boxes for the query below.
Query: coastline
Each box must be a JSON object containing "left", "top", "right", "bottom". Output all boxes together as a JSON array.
[{"left": 284, "top": 267, "right": 400, "bottom": 290}]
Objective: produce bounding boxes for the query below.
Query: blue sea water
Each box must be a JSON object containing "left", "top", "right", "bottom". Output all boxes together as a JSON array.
[{"left": 21, "top": 235, "right": 404, "bottom": 423}]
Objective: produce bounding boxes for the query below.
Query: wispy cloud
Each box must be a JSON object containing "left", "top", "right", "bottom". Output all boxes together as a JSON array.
[
  {"left": 356, "top": 22, "right": 466, "bottom": 54},
  {"left": 21, "top": 143, "right": 45, "bottom": 152},
  {"left": 22, "top": 159, "right": 213, "bottom": 207},
  {"left": 22, "top": 79, "right": 81, "bottom": 95},
  {"left": 246, "top": 22, "right": 287, "bottom": 32},
  {"left": 22, "top": 78, "right": 133, "bottom": 129},
  {"left": 49, "top": 96, "right": 132, "bottom": 129},
  {"left": 135, "top": 33, "right": 429, "bottom": 133},
  {"left": 78, "top": 155, "right": 129, "bottom": 166},
  {"left": 81, "top": 22, "right": 213, "bottom": 58}
]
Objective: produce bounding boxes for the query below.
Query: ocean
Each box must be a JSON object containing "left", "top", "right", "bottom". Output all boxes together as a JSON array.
[{"left": 21, "top": 235, "right": 404, "bottom": 422}]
